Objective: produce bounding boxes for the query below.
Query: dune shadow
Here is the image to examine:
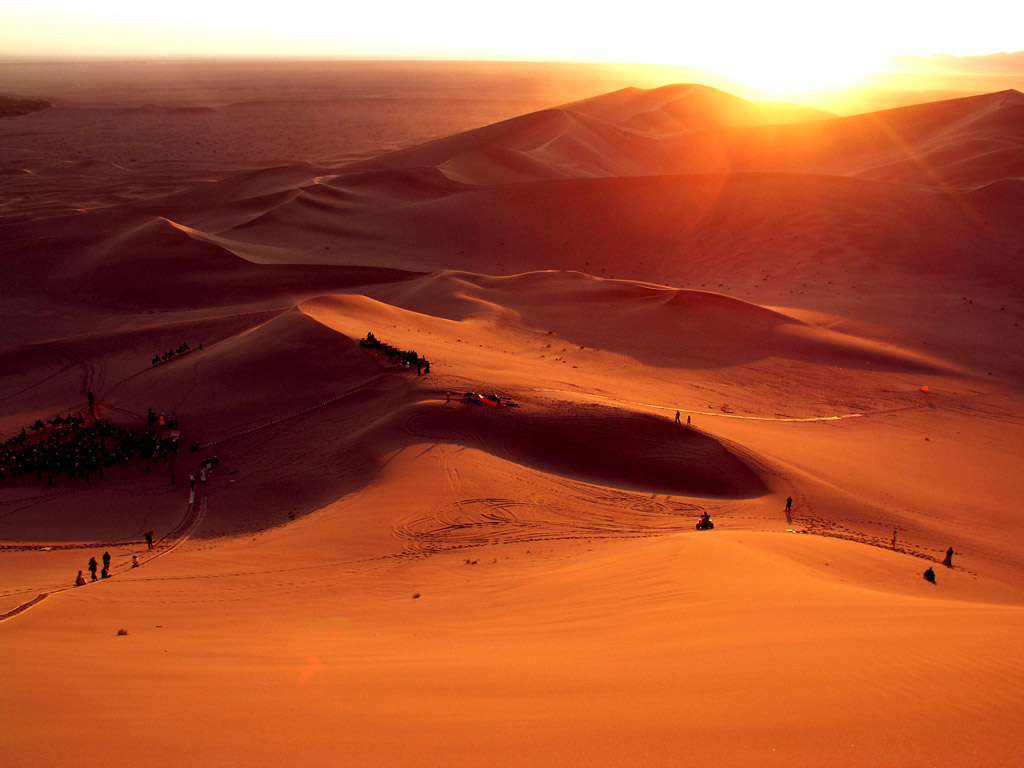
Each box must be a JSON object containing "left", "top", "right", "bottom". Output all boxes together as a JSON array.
[{"left": 405, "top": 399, "right": 767, "bottom": 499}]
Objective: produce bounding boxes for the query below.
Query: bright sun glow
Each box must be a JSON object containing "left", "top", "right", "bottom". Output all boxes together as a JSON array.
[
  {"left": 1, "top": 0, "right": 1021, "bottom": 92},
  {"left": 708, "top": 52, "right": 880, "bottom": 97}
]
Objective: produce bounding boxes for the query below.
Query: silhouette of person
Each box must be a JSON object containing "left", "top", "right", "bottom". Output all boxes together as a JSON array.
[
  {"left": 785, "top": 497, "right": 793, "bottom": 513},
  {"left": 145, "top": 531, "right": 154, "bottom": 550},
  {"left": 942, "top": 547, "right": 954, "bottom": 567},
  {"left": 132, "top": 555, "right": 140, "bottom": 568},
  {"left": 101, "top": 567, "right": 110, "bottom": 579},
  {"left": 76, "top": 570, "right": 87, "bottom": 586},
  {"left": 88, "top": 556, "right": 99, "bottom": 581},
  {"left": 891, "top": 529, "right": 898, "bottom": 549},
  {"left": 87, "top": 390, "right": 95, "bottom": 415},
  {"left": 102, "top": 551, "right": 111, "bottom": 571},
  {"left": 924, "top": 567, "right": 936, "bottom": 584},
  {"left": 686, "top": 415, "right": 691, "bottom": 427},
  {"left": 675, "top": 410, "right": 681, "bottom": 424}
]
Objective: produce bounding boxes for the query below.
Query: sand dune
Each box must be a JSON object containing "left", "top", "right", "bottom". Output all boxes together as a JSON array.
[
  {"left": 564, "top": 82, "right": 833, "bottom": 127},
  {"left": 2, "top": 66, "right": 1023, "bottom": 767}
]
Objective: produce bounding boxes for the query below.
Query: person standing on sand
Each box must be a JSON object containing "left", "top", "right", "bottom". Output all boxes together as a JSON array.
[
  {"left": 891, "top": 529, "right": 898, "bottom": 549},
  {"left": 686, "top": 415, "right": 691, "bottom": 427},
  {"left": 785, "top": 497, "right": 793, "bottom": 513},
  {"left": 102, "top": 551, "right": 111, "bottom": 573},
  {"left": 145, "top": 531, "right": 154, "bottom": 550},
  {"left": 675, "top": 410, "right": 681, "bottom": 424},
  {"left": 88, "top": 556, "right": 99, "bottom": 581},
  {"left": 942, "top": 547, "right": 954, "bottom": 567}
]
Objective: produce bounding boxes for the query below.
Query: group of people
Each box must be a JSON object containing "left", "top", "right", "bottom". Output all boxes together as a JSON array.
[
  {"left": 0, "top": 413, "right": 179, "bottom": 485},
  {"left": 151, "top": 341, "right": 198, "bottom": 367},
  {"left": 146, "top": 408, "right": 178, "bottom": 429},
  {"left": 360, "top": 332, "right": 431, "bottom": 375},
  {"left": 892, "top": 529, "right": 956, "bottom": 582},
  {"left": 924, "top": 547, "right": 956, "bottom": 583},
  {"left": 191, "top": 455, "right": 220, "bottom": 487},
  {"left": 75, "top": 550, "right": 142, "bottom": 586}
]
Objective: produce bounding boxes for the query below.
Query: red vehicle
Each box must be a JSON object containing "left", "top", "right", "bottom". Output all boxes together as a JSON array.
[{"left": 465, "top": 393, "right": 516, "bottom": 408}]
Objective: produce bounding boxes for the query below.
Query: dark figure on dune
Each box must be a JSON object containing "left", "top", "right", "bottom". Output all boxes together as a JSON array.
[
  {"left": 145, "top": 531, "right": 154, "bottom": 550},
  {"left": 102, "top": 551, "right": 111, "bottom": 572},
  {"left": 924, "top": 567, "right": 936, "bottom": 584},
  {"left": 675, "top": 410, "right": 681, "bottom": 424},
  {"left": 88, "top": 556, "right": 99, "bottom": 581},
  {"left": 785, "top": 497, "right": 793, "bottom": 513},
  {"left": 942, "top": 547, "right": 954, "bottom": 567},
  {"left": 76, "top": 570, "right": 87, "bottom": 586}
]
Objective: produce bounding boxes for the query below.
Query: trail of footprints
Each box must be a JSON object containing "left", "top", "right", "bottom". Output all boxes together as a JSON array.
[{"left": 392, "top": 491, "right": 704, "bottom": 555}]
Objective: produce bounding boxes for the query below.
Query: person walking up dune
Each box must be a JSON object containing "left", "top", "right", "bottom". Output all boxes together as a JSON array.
[
  {"left": 88, "top": 556, "right": 99, "bottom": 582},
  {"left": 942, "top": 547, "right": 954, "bottom": 567}
]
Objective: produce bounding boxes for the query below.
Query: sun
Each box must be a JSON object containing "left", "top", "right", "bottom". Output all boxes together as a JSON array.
[
  {"left": 712, "top": 55, "right": 874, "bottom": 97},
  {"left": 700, "top": 42, "right": 882, "bottom": 101},
  {"left": 674, "top": 22, "right": 885, "bottom": 101}
]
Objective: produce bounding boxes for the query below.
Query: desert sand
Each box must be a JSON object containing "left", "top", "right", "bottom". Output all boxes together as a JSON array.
[{"left": 2, "top": 61, "right": 1023, "bottom": 766}]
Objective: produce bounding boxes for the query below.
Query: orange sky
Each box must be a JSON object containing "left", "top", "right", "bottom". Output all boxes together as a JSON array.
[{"left": 2, "top": 1, "right": 1022, "bottom": 97}]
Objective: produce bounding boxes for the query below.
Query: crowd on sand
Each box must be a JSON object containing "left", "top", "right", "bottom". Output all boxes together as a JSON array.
[
  {"left": 361, "top": 332, "right": 430, "bottom": 374},
  {"left": 0, "top": 411, "right": 179, "bottom": 485},
  {"left": 151, "top": 340, "right": 200, "bottom": 367}
]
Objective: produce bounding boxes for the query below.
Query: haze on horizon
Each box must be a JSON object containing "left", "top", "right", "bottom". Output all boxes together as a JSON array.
[{"left": 4, "top": 0, "right": 1024, "bottom": 97}]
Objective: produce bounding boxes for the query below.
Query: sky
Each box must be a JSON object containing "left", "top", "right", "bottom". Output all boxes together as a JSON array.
[{"left": 3, "top": 0, "right": 1023, "bottom": 92}]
